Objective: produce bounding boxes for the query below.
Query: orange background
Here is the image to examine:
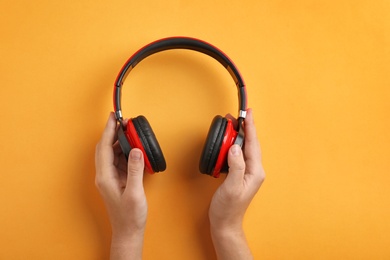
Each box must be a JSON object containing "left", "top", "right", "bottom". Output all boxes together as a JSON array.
[{"left": 1, "top": 0, "right": 389, "bottom": 259}]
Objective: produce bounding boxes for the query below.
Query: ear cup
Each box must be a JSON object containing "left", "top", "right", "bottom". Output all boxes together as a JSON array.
[
  {"left": 126, "top": 116, "right": 166, "bottom": 173},
  {"left": 199, "top": 116, "right": 227, "bottom": 176},
  {"left": 212, "top": 119, "right": 238, "bottom": 177}
]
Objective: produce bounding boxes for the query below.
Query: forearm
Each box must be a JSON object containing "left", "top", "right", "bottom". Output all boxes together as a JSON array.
[
  {"left": 110, "top": 230, "right": 145, "bottom": 260},
  {"left": 210, "top": 226, "right": 253, "bottom": 260}
]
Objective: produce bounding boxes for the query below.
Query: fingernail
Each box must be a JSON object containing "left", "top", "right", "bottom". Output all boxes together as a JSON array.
[
  {"left": 230, "top": 145, "right": 241, "bottom": 157},
  {"left": 130, "top": 149, "right": 142, "bottom": 161}
]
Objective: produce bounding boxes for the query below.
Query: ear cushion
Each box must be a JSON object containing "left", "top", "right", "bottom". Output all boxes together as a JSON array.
[
  {"left": 132, "top": 116, "right": 166, "bottom": 173},
  {"left": 199, "top": 116, "right": 227, "bottom": 175}
]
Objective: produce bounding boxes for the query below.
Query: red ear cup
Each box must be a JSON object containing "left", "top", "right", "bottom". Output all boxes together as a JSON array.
[
  {"left": 199, "top": 116, "right": 238, "bottom": 177},
  {"left": 212, "top": 119, "right": 237, "bottom": 178},
  {"left": 125, "top": 116, "right": 166, "bottom": 173}
]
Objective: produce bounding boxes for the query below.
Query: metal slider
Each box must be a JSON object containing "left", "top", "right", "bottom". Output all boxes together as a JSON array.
[
  {"left": 239, "top": 110, "right": 247, "bottom": 119},
  {"left": 115, "top": 110, "right": 123, "bottom": 120}
]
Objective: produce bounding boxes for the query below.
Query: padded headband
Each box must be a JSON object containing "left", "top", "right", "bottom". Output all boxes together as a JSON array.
[{"left": 113, "top": 36, "right": 247, "bottom": 120}]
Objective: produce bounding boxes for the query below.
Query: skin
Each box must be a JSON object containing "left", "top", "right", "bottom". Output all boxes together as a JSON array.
[
  {"left": 95, "top": 108, "right": 265, "bottom": 260},
  {"left": 209, "top": 109, "right": 265, "bottom": 259},
  {"left": 95, "top": 116, "right": 147, "bottom": 260}
]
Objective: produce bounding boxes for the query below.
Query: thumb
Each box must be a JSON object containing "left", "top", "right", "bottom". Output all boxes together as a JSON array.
[
  {"left": 125, "top": 148, "right": 145, "bottom": 193},
  {"left": 225, "top": 144, "right": 246, "bottom": 186}
]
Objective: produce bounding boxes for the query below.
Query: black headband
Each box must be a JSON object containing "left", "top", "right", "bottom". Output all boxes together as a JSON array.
[{"left": 113, "top": 36, "right": 247, "bottom": 120}]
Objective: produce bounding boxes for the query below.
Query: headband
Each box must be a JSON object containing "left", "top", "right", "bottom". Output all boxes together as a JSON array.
[{"left": 113, "top": 36, "right": 247, "bottom": 121}]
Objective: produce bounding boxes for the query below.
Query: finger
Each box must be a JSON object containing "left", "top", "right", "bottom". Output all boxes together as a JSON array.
[
  {"left": 99, "top": 112, "right": 117, "bottom": 147},
  {"left": 95, "top": 112, "right": 117, "bottom": 170},
  {"left": 243, "top": 109, "right": 262, "bottom": 163},
  {"left": 124, "top": 148, "right": 145, "bottom": 195},
  {"left": 224, "top": 144, "right": 246, "bottom": 187},
  {"left": 243, "top": 109, "right": 265, "bottom": 183},
  {"left": 95, "top": 112, "right": 120, "bottom": 197}
]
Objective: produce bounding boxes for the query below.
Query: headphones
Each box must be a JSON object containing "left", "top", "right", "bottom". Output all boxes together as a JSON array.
[{"left": 113, "top": 37, "right": 247, "bottom": 178}]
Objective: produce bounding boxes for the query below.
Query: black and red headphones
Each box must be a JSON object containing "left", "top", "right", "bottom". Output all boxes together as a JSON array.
[{"left": 113, "top": 37, "right": 247, "bottom": 178}]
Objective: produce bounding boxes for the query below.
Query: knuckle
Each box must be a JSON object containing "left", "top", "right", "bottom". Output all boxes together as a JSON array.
[
  {"left": 124, "top": 191, "right": 144, "bottom": 204},
  {"left": 127, "top": 165, "right": 141, "bottom": 177},
  {"left": 94, "top": 175, "right": 102, "bottom": 189},
  {"left": 94, "top": 175, "right": 107, "bottom": 191},
  {"left": 230, "top": 160, "right": 246, "bottom": 173},
  {"left": 94, "top": 176, "right": 101, "bottom": 190},
  {"left": 256, "top": 170, "right": 266, "bottom": 185},
  {"left": 127, "top": 161, "right": 144, "bottom": 177}
]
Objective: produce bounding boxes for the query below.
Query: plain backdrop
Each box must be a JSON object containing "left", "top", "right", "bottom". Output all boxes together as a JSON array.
[{"left": 1, "top": 0, "right": 389, "bottom": 259}]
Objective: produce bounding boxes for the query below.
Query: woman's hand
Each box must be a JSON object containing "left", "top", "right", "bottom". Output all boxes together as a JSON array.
[
  {"left": 209, "top": 109, "right": 265, "bottom": 260},
  {"left": 95, "top": 112, "right": 147, "bottom": 260}
]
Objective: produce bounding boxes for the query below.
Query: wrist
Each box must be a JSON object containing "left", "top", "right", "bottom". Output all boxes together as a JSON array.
[
  {"left": 210, "top": 224, "right": 253, "bottom": 260},
  {"left": 112, "top": 227, "right": 145, "bottom": 244},
  {"left": 210, "top": 222, "right": 244, "bottom": 239},
  {"left": 209, "top": 212, "right": 244, "bottom": 235},
  {"left": 110, "top": 230, "right": 145, "bottom": 260}
]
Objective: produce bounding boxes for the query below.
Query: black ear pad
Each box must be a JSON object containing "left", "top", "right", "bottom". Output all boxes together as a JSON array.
[
  {"left": 132, "top": 116, "right": 166, "bottom": 172},
  {"left": 199, "top": 116, "right": 227, "bottom": 175}
]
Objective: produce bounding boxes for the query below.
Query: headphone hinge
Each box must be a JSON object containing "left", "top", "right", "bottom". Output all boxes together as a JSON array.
[
  {"left": 115, "top": 110, "right": 123, "bottom": 120},
  {"left": 239, "top": 110, "right": 247, "bottom": 119}
]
